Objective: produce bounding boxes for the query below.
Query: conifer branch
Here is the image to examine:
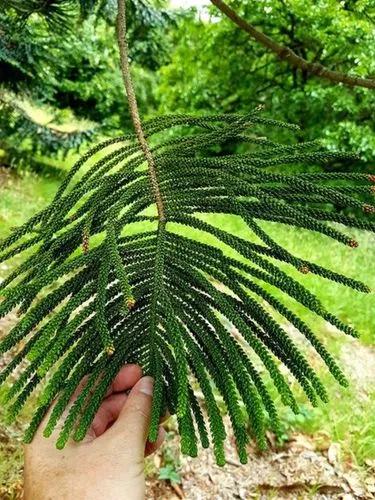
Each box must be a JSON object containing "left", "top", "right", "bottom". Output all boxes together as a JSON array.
[
  {"left": 210, "top": 0, "right": 375, "bottom": 89},
  {"left": 0, "top": 0, "right": 373, "bottom": 467}
]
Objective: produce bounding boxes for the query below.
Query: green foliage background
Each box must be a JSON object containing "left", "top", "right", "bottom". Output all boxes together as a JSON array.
[
  {"left": 1, "top": 0, "right": 374, "bottom": 164},
  {"left": 158, "top": 1, "right": 375, "bottom": 164}
]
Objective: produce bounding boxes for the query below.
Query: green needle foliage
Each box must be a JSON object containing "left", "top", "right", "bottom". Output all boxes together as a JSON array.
[
  {"left": 0, "top": 0, "right": 374, "bottom": 466},
  {"left": 1, "top": 108, "right": 374, "bottom": 464}
]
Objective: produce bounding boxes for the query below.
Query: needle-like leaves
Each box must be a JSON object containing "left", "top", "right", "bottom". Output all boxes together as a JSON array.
[{"left": 0, "top": 109, "right": 373, "bottom": 464}]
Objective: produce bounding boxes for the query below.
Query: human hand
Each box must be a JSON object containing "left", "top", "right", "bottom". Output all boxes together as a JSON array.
[{"left": 24, "top": 365, "right": 165, "bottom": 500}]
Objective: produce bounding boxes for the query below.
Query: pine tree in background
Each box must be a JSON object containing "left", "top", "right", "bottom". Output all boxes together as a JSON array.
[
  {"left": 0, "top": 0, "right": 374, "bottom": 465},
  {"left": 0, "top": 97, "right": 96, "bottom": 169},
  {"left": 0, "top": 0, "right": 172, "bottom": 168},
  {"left": 0, "top": 5, "right": 97, "bottom": 166}
]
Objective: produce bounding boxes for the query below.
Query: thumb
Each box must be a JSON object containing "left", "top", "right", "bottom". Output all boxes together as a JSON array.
[{"left": 107, "top": 376, "right": 154, "bottom": 459}]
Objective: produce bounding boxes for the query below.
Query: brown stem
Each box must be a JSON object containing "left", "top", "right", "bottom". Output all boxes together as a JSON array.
[
  {"left": 210, "top": 0, "right": 375, "bottom": 90},
  {"left": 116, "top": 0, "right": 166, "bottom": 221}
]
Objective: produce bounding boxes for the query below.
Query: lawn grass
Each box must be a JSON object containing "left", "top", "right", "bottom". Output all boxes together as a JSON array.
[
  {"left": 0, "top": 170, "right": 60, "bottom": 234},
  {"left": 0, "top": 165, "right": 374, "bottom": 477},
  {"left": 183, "top": 214, "right": 375, "bottom": 344}
]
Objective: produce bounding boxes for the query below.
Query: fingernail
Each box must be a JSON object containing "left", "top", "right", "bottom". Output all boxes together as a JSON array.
[{"left": 138, "top": 376, "right": 154, "bottom": 396}]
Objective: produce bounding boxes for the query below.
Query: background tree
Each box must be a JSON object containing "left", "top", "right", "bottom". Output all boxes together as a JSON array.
[
  {"left": 0, "top": 0, "right": 173, "bottom": 168},
  {"left": 158, "top": 0, "right": 375, "bottom": 167}
]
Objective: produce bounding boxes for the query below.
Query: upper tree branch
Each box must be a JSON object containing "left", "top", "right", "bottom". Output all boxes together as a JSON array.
[{"left": 210, "top": 0, "right": 375, "bottom": 90}]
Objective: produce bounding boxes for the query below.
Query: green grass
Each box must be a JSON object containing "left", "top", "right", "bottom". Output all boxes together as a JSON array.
[
  {"left": 186, "top": 214, "right": 375, "bottom": 345},
  {"left": 280, "top": 388, "right": 375, "bottom": 466},
  {"left": 0, "top": 166, "right": 374, "bottom": 474},
  {"left": 0, "top": 171, "right": 60, "bottom": 235}
]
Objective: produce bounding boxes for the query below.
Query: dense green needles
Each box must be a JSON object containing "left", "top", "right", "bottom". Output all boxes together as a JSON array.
[
  {"left": 0, "top": 107, "right": 373, "bottom": 464},
  {"left": 0, "top": 0, "right": 374, "bottom": 466}
]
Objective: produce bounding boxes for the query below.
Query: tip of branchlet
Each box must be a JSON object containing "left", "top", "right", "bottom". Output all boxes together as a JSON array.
[
  {"left": 126, "top": 297, "right": 136, "bottom": 310},
  {"left": 348, "top": 239, "right": 359, "bottom": 248},
  {"left": 363, "top": 204, "right": 375, "bottom": 213},
  {"left": 43, "top": 428, "right": 53, "bottom": 439},
  {"left": 56, "top": 439, "right": 66, "bottom": 450},
  {"left": 106, "top": 345, "right": 115, "bottom": 356},
  {"left": 370, "top": 186, "right": 375, "bottom": 194},
  {"left": 368, "top": 174, "right": 375, "bottom": 183},
  {"left": 255, "top": 104, "right": 265, "bottom": 112},
  {"left": 82, "top": 229, "right": 90, "bottom": 254},
  {"left": 299, "top": 265, "right": 310, "bottom": 274}
]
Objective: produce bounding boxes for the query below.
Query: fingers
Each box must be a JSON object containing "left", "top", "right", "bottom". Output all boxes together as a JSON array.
[
  {"left": 90, "top": 365, "right": 143, "bottom": 437},
  {"left": 35, "top": 365, "right": 142, "bottom": 441},
  {"left": 106, "top": 364, "right": 142, "bottom": 396},
  {"left": 72, "top": 364, "right": 142, "bottom": 406},
  {"left": 145, "top": 426, "right": 166, "bottom": 457},
  {"left": 105, "top": 376, "right": 154, "bottom": 459},
  {"left": 94, "top": 397, "right": 167, "bottom": 456},
  {"left": 91, "top": 392, "right": 128, "bottom": 437}
]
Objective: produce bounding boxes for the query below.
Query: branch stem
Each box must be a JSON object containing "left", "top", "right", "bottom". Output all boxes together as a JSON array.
[{"left": 117, "top": 0, "right": 166, "bottom": 221}]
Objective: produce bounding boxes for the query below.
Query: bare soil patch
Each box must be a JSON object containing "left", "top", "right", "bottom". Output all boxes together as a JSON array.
[{"left": 145, "top": 428, "right": 372, "bottom": 499}]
